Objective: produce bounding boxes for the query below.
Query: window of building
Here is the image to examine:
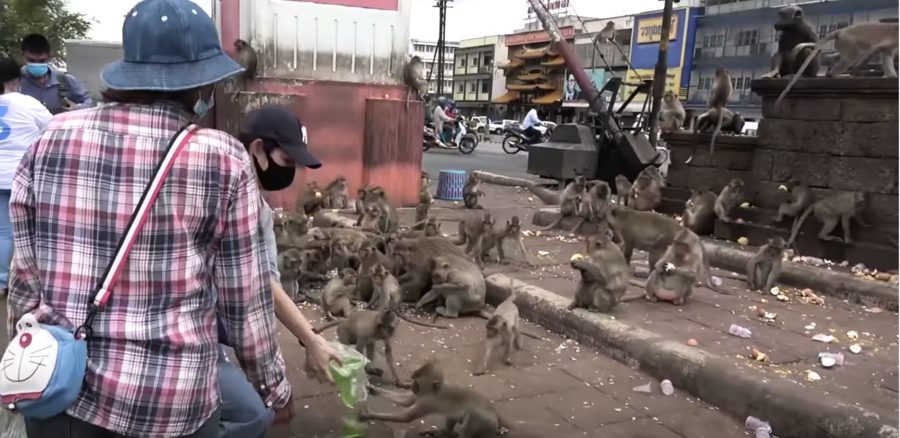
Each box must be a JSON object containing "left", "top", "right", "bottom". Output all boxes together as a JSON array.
[
  {"left": 483, "top": 54, "right": 493, "bottom": 66},
  {"left": 458, "top": 83, "right": 464, "bottom": 93},
  {"left": 699, "top": 77, "right": 712, "bottom": 91},
  {"left": 701, "top": 33, "right": 726, "bottom": 48},
  {"left": 469, "top": 83, "right": 477, "bottom": 93},
  {"left": 471, "top": 57, "right": 479, "bottom": 66},
  {"left": 481, "top": 81, "right": 489, "bottom": 93},
  {"left": 736, "top": 29, "right": 758, "bottom": 46},
  {"left": 818, "top": 22, "right": 849, "bottom": 39},
  {"left": 459, "top": 58, "right": 466, "bottom": 67}
]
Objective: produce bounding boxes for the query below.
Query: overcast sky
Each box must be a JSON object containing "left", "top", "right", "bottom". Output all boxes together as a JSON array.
[
  {"left": 71, "top": 0, "right": 662, "bottom": 43},
  {"left": 411, "top": 0, "right": 665, "bottom": 41}
]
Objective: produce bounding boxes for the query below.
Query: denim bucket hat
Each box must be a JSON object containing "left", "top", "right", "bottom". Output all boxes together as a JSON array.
[{"left": 101, "top": 0, "right": 245, "bottom": 91}]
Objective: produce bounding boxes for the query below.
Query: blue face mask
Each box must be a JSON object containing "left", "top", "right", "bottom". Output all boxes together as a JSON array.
[
  {"left": 192, "top": 89, "right": 215, "bottom": 118},
  {"left": 25, "top": 63, "right": 49, "bottom": 77}
]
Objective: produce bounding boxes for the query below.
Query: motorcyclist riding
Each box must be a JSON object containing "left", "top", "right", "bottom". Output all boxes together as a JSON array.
[
  {"left": 521, "top": 107, "right": 546, "bottom": 145},
  {"left": 431, "top": 96, "right": 455, "bottom": 145}
]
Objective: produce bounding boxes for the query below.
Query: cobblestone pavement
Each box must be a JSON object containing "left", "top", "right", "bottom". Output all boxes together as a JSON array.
[
  {"left": 268, "top": 305, "right": 745, "bottom": 438},
  {"left": 390, "top": 183, "right": 900, "bottom": 430}
]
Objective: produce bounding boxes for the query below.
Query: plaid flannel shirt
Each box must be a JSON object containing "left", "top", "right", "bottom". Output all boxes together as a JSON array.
[{"left": 6, "top": 102, "right": 291, "bottom": 437}]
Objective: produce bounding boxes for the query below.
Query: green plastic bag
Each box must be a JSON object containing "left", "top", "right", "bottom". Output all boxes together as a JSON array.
[{"left": 327, "top": 342, "right": 369, "bottom": 438}]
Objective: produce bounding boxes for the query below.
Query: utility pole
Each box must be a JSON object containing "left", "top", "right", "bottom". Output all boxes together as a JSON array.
[
  {"left": 434, "top": 0, "right": 451, "bottom": 96},
  {"left": 647, "top": 0, "right": 675, "bottom": 146}
]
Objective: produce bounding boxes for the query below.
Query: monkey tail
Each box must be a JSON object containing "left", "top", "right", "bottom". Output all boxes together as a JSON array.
[
  {"left": 786, "top": 203, "right": 816, "bottom": 248},
  {"left": 312, "top": 319, "right": 343, "bottom": 334},
  {"left": 709, "top": 107, "right": 724, "bottom": 158},
  {"left": 775, "top": 46, "right": 823, "bottom": 107},
  {"left": 394, "top": 309, "right": 449, "bottom": 329}
]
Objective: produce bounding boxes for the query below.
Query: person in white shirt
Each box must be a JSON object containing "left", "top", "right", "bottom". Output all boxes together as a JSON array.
[
  {"left": 0, "top": 57, "right": 52, "bottom": 292},
  {"left": 521, "top": 107, "right": 545, "bottom": 144}
]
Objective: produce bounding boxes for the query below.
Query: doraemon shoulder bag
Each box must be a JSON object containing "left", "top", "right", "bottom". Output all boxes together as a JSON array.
[{"left": 0, "top": 124, "right": 200, "bottom": 419}]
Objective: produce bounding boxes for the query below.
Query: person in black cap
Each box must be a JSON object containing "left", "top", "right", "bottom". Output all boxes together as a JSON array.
[{"left": 214, "top": 104, "right": 341, "bottom": 438}]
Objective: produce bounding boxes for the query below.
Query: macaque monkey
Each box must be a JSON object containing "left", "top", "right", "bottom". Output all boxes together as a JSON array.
[
  {"left": 570, "top": 180, "right": 611, "bottom": 234},
  {"left": 787, "top": 191, "right": 873, "bottom": 247},
  {"left": 644, "top": 229, "right": 703, "bottom": 305},
  {"left": 706, "top": 67, "right": 732, "bottom": 161},
  {"left": 359, "top": 206, "right": 382, "bottom": 233},
  {"left": 416, "top": 255, "right": 491, "bottom": 320},
  {"left": 359, "top": 361, "right": 500, "bottom": 437},
  {"left": 369, "top": 264, "right": 448, "bottom": 329},
  {"left": 455, "top": 210, "right": 496, "bottom": 267},
  {"left": 321, "top": 268, "right": 359, "bottom": 320},
  {"left": 628, "top": 170, "right": 661, "bottom": 212},
  {"left": 315, "top": 309, "right": 407, "bottom": 387},
  {"left": 696, "top": 107, "right": 744, "bottom": 134},
  {"left": 234, "top": 39, "right": 258, "bottom": 80},
  {"left": 761, "top": 5, "right": 820, "bottom": 79},
  {"left": 745, "top": 237, "right": 785, "bottom": 292},
  {"left": 714, "top": 178, "right": 744, "bottom": 222},
  {"left": 659, "top": 90, "right": 685, "bottom": 133},
  {"left": 597, "top": 21, "right": 616, "bottom": 43},
  {"left": 463, "top": 173, "right": 485, "bottom": 209},
  {"left": 568, "top": 234, "right": 630, "bottom": 313},
  {"left": 774, "top": 179, "right": 812, "bottom": 222},
  {"left": 403, "top": 55, "right": 428, "bottom": 109},
  {"left": 612, "top": 176, "right": 631, "bottom": 207},
  {"left": 355, "top": 186, "right": 371, "bottom": 221},
  {"left": 323, "top": 176, "right": 350, "bottom": 209},
  {"left": 682, "top": 188, "right": 718, "bottom": 236},
  {"left": 777, "top": 22, "right": 900, "bottom": 106},
  {"left": 539, "top": 175, "right": 587, "bottom": 231},
  {"left": 473, "top": 286, "right": 541, "bottom": 376}
]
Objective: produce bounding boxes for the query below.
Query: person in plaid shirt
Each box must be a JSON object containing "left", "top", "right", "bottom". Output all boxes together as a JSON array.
[{"left": 6, "top": 0, "right": 292, "bottom": 437}]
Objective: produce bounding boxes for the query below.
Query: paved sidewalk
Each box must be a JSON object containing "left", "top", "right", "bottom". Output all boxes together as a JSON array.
[
  {"left": 268, "top": 305, "right": 745, "bottom": 438},
  {"left": 397, "top": 183, "right": 900, "bottom": 429}
]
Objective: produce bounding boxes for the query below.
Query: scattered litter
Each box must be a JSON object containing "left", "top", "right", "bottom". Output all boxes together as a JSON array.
[
  {"left": 570, "top": 253, "right": 584, "bottom": 261},
  {"left": 660, "top": 379, "right": 675, "bottom": 396},
  {"left": 632, "top": 383, "right": 652, "bottom": 394},
  {"left": 728, "top": 324, "right": 752, "bottom": 338},
  {"left": 846, "top": 331, "right": 859, "bottom": 341},
  {"left": 800, "top": 289, "right": 825, "bottom": 305},
  {"left": 769, "top": 287, "right": 780, "bottom": 296},
  {"left": 804, "top": 324, "right": 816, "bottom": 330},
  {"left": 710, "top": 276, "right": 723, "bottom": 286},
  {"left": 735, "top": 218, "right": 745, "bottom": 224},
  {"left": 537, "top": 251, "right": 549, "bottom": 257},
  {"left": 748, "top": 348, "right": 769, "bottom": 362},
  {"left": 740, "top": 202, "right": 751, "bottom": 208},
  {"left": 686, "top": 338, "right": 698, "bottom": 347},
  {"left": 737, "top": 237, "right": 749, "bottom": 245},
  {"left": 839, "top": 260, "right": 850, "bottom": 267},
  {"left": 805, "top": 371, "right": 821, "bottom": 382},
  {"left": 851, "top": 263, "right": 867, "bottom": 273},
  {"left": 849, "top": 344, "right": 862, "bottom": 354},
  {"left": 776, "top": 294, "right": 788, "bottom": 302},
  {"left": 818, "top": 352, "right": 844, "bottom": 367},
  {"left": 875, "top": 272, "right": 892, "bottom": 282},
  {"left": 521, "top": 230, "right": 535, "bottom": 237},
  {"left": 527, "top": 197, "right": 534, "bottom": 202},
  {"left": 864, "top": 307, "right": 883, "bottom": 314},
  {"left": 812, "top": 334, "right": 837, "bottom": 343},
  {"left": 746, "top": 416, "right": 773, "bottom": 438}
]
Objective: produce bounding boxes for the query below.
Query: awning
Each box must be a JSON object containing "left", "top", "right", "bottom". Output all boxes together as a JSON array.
[
  {"left": 541, "top": 56, "right": 565, "bottom": 66},
  {"left": 536, "top": 83, "right": 557, "bottom": 90},
  {"left": 532, "top": 89, "right": 563, "bottom": 104},
  {"left": 516, "top": 49, "right": 548, "bottom": 60},
  {"left": 517, "top": 73, "right": 548, "bottom": 81},
  {"left": 492, "top": 90, "right": 520, "bottom": 103},
  {"left": 506, "top": 84, "right": 539, "bottom": 91},
  {"left": 498, "top": 60, "right": 524, "bottom": 69}
]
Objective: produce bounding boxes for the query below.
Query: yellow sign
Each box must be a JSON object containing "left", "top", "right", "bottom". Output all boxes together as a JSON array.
[
  {"left": 621, "top": 68, "right": 683, "bottom": 103},
  {"left": 636, "top": 16, "right": 679, "bottom": 44}
]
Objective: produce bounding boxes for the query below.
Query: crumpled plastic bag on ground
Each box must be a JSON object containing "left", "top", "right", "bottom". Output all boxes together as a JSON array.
[
  {"left": 0, "top": 409, "right": 27, "bottom": 438},
  {"left": 328, "top": 342, "right": 370, "bottom": 438}
]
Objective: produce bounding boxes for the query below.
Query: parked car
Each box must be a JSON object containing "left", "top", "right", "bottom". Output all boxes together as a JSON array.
[
  {"left": 471, "top": 116, "right": 488, "bottom": 133},
  {"left": 488, "top": 120, "right": 505, "bottom": 134}
]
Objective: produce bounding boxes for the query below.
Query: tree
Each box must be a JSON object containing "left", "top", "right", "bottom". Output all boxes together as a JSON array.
[{"left": 0, "top": 0, "right": 94, "bottom": 64}]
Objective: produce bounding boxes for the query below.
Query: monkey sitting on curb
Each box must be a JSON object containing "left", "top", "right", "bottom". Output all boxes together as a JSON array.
[
  {"left": 568, "top": 233, "right": 630, "bottom": 313},
  {"left": 658, "top": 90, "right": 685, "bottom": 133},
  {"left": 745, "top": 237, "right": 785, "bottom": 293},
  {"left": 644, "top": 229, "right": 703, "bottom": 306},
  {"left": 715, "top": 178, "right": 744, "bottom": 222},
  {"left": 627, "top": 170, "right": 661, "bottom": 212}
]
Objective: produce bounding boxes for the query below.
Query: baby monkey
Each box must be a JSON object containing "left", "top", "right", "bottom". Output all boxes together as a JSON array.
[
  {"left": 473, "top": 285, "right": 541, "bottom": 376},
  {"left": 463, "top": 173, "right": 485, "bottom": 209},
  {"left": 321, "top": 268, "right": 359, "bottom": 320}
]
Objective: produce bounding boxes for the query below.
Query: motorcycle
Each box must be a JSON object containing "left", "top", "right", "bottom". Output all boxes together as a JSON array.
[
  {"left": 423, "top": 118, "right": 477, "bottom": 154},
  {"left": 501, "top": 124, "right": 553, "bottom": 155}
]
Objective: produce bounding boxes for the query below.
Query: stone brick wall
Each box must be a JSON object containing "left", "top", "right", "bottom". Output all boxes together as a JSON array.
[{"left": 664, "top": 77, "right": 898, "bottom": 234}]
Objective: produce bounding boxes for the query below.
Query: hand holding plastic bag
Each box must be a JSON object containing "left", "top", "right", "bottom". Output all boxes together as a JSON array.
[
  {"left": 327, "top": 342, "right": 369, "bottom": 438},
  {"left": 0, "top": 407, "right": 27, "bottom": 438}
]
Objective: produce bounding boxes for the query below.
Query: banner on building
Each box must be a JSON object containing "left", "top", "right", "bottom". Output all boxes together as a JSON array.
[{"left": 562, "top": 68, "right": 606, "bottom": 103}]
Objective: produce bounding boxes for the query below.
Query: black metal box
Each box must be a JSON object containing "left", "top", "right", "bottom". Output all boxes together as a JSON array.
[{"left": 526, "top": 124, "right": 600, "bottom": 181}]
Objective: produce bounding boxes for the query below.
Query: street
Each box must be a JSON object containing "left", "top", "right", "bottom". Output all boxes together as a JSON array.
[{"left": 421, "top": 135, "right": 532, "bottom": 181}]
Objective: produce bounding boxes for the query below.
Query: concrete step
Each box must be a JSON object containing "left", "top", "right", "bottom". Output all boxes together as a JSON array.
[{"left": 713, "top": 219, "right": 897, "bottom": 271}]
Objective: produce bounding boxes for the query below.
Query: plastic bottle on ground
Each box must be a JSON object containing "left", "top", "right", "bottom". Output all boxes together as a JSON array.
[
  {"left": 745, "top": 416, "right": 773, "bottom": 438},
  {"left": 729, "top": 324, "right": 752, "bottom": 338},
  {"left": 660, "top": 379, "right": 675, "bottom": 396}
]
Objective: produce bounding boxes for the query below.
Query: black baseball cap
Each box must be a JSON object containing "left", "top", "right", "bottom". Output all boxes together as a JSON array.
[{"left": 241, "top": 105, "right": 322, "bottom": 169}]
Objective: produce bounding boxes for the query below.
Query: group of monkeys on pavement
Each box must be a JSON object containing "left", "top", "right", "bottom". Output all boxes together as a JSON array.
[{"left": 269, "top": 163, "right": 874, "bottom": 437}]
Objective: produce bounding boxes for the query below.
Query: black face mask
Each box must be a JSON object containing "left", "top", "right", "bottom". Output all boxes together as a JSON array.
[{"left": 253, "top": 151, "right": 296, "bottom": 191}]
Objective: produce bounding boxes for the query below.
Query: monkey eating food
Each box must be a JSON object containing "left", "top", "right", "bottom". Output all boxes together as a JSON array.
[
  {"left": 568, "top": 234, "right": 630, "bottom": 313},
  {"left": 322, "top": 176, "right": 350, "bottom": 209},
  {"left": 745, "top": 237, "right": 785, "bottom": 293},
  {"left": 369, "top": 263, "right": 448, "bottom": 329},
  {"left": 463, "top": 173, "right": 485, "bottom": 209},
  {"left": 644, "top": 229, "right": 703, "bottom": 306},
  {"left": 627, "top": 169, "right": 661, "bottom": 212},
  {"left": 682, "top": 188, "right": 718, "bottom": 236},
  {"left": 773, "top": 179, "right": 812, "bottom": 223},
  {"left": 315, "top": 308, "right": 407, "bottom": 387}
]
